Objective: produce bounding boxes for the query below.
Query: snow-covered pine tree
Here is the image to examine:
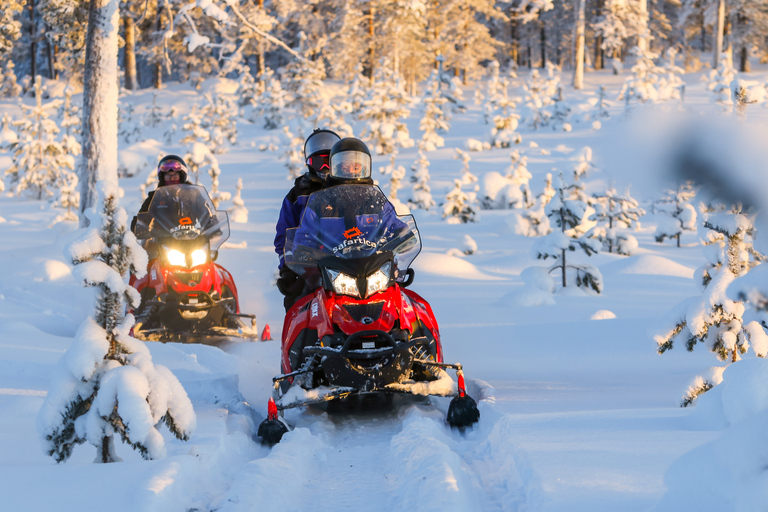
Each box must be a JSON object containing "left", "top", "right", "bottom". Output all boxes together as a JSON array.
[
  {"left": 179, "top": 105, "right": 211, "bottom": 154},
  {"left": 37, "top": 182, "right": 195, "bottom": 463},
  {"left": 653, "top": 182, "right": 698, "bottom": 247},
  {"left": 379, "top": 151, "right": 408, "bottom": 212},
  {"left": 5, "top": 76, "right": 77, "bottom": 200},
  {"left": 656, "top": 47, "right": 685, "bottom": 103},
  {"left": 118, "top": 102, "right": 140, "bottom": 145},
  {"left": 281, "top": 125, "right": 304, "bottom": 179},
  {"left": 0, "top": 1, "right": 22, "bottom": 63},
  {"left": 654, "top": 205, "right": 768, "bottom": 406},
  {"left": 443, "top": 179, "right": 478, "bottom": 224},
  {"left": 455, "top": 148, "right": 478, "bottom": 190},
  {"left": 549, "top": 85, "right": 572, "bottom": 132},
  {"left": 482, "top": 60, "right": 503, "bottom": 125},
  {"left": 705, "top": 55, "right": 737, "bottom": 108},
  {"left": 463, "top": 235, "right": 478, "bottom": 255},
  {"left": 730, "top": 79, "right": 762, "bottom": 120},
  {"left": 145, "top": 92, "right": 165, "bottom": 128},
  {"left": 184, "top": 142, "right": 230, "bottom": 208},
  {"left": 488, "top": 84, "right": 522, "bottom": 148},
  {"left": 572, "top": 146, "right": 597, "bottom": 181},
  {"left": 588, "top": 186, "right": 645, "bottom": 255},
  {"left": 228, "top": 177, "right": 248, "bottom": 223},
  {"left": 0, "top": 112, "right": 18, "bottom": 150},
  {"left": 358, "top": 67, "right": 414, "bottom": 155},
  {"left": 200, "top": 93, "right": 238, "bottom": 154},
  {"left": 419, "top": 71, "right": 450, "bottom": 151},
  {"left": 256, "top": 69, "right": 288, "bottom": 130},
  {"left": 533, "top": 174, "right": 603, "bottom": 293},
  {"left": 618, "top": 45, "right": 665, "bottom": 107},
  {"left": 0, "top": 59, "right": 22, "bottom": 98},
  {"left": 49, "top": 173, "right": 80, "bottom": 226},
  {"left": 409, "top": 151, "right": 435, "bottom": 211},
  {"left": 515, "top": 173, "right": 554, "bottom": 237}
]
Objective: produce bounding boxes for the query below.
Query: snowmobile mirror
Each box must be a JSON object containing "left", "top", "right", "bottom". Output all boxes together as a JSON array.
[{"left": 210, "top": 250, "right": 218, "bottom": 262}]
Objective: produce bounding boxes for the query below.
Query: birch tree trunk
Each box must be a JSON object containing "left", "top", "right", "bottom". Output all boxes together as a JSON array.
[
  {"left": 714, "top": 0, "right": 725, "bottom": 69},
  {"left": 78, "top": 0, "right": 120, "bottom": 226},
  {"left": 637, "top": 0, "right": 648, "bottom": 52},
  {"left": 573, "top": 0, "right": 585, "bottom": 89}
]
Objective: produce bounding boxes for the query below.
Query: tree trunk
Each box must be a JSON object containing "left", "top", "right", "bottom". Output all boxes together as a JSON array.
[
  {"left": 368, "top": 7, "right": 375, "bottom": 84},
  {"left": 714, "top": 0, "right": 725, "bottom": 68},
  {"left": 29, "top": 0, "right": 37, "bottom": 79},
  {"left": 45, "top": 32, "right": 56, "bottom": 79},
  {"left": 510, "top": 16, "right": 519, "bottom": 66},
  {"left": 540, "top": 22, "right": 546, "bottom": 68},
  {"left": 594, "top": 0, "right": 604, "bottom": 69},
  {"left": 78, "top": 0, "right": 120, "bottom": 226},
  {"left": 573, "top": 0, "right": 585, "bottom": 89},
  {"left": 561, "top": 250, "right": 567, "bottom": 287},
  {"left": 153, "top": 11, "right": 163, "bottom": 89},
  {"left": 740, "top": 46, "right": 749, "bottom": 72},
  {"left": 638, "top": 0, "right": 648, "bottom": 52},
  {"left": 123, "top": 16, "right": 137, "bottom": 90}
]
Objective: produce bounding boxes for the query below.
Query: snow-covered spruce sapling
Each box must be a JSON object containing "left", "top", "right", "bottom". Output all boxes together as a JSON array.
[
  {"left": 618, "top": 45, "right": 665, "bottom": 107},
  {"left": 379, "top": 151, "right": 408, "bottom": 212},
  {"left": 514, "top": 173, "right": 555, "bottom": 237},
  {"left": 201, "top": 93, "right": 238, "bottom": 154},
  {"left": 588, "top": 186, "right": 645, "bottom": 255},
  {"left": 489, "top": 84, "right": 522, "bottom": 148},
  {"left": 443, "top": 179, "right": 478, "bottom": 224},
  {"left": 358, "top": 67, "right": 414, "bottom": 155},
  {"left": 408, "top": 151, "right": 435, "bottom": 211},
  {"left": 184, "top": 142, "right": 230, "bottom": 208},
  {"left": 256, "top": 69, "right": 287, "bottom": 129},
  {"left": 653, "top": 182, "right": 697, "bottom": 247},
  {"left": 145, "top": 92, "right": 165, "bottom": 128},
  {"left": 533, "top": 174, "right": 602, "bottom": 293},
  {"left": 228, "top": 177, "right": 248, "bottom": 223},
  {"left": 5, "top": 76, "right": 76, "bottom": 200},
  {"left": 731, "top": 80, "right": 762, "bottom": 120},
  {"left": 419, "top": 71, "right": 450, "bottom": 151},
  {"left": 463, "top": 235, "right": 477, "bottom": 255},
  {"left": 705, "top": 55, "right": 737, "bottom": 109},
  {"left": 0, "top": 59, "right": 22, "bottom": 98},
  {"left": 654, "top": 206, "right": 768, "bottom": 406},
  {"left": 37, "top": 183, "right": 195, "bottom": 463},
  {"left": 281, "top": 125, "right": 305, "bottom": 179}
]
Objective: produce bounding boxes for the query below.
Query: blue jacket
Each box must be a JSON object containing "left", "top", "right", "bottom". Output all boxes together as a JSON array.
[{"left": 274, "top": 172, "right": 325, "bottom": 269}]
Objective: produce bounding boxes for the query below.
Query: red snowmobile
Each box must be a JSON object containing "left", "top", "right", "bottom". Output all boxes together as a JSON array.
[
  {"left": 258, "top": 185, "right": 479, "bottom": 444},
  {"left": 130, "top": 184, "right": 257, "bottom": 343}
]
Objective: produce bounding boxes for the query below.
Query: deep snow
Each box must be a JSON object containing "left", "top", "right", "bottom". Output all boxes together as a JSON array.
[{"left": 1, "top": 65, "right": 768, "bottom": 511}]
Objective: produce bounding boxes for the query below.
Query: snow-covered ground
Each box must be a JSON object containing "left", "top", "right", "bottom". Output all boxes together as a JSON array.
[{"left": 2, "top": 66, "right": 768, "bottom": 511}]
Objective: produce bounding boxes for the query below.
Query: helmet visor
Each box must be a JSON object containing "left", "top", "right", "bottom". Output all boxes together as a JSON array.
[
  {"left": 305, "top": 131, "right": 341, "bottom": 158},
  {"left": 331, "top": 151, "right": 372, "bottom": 180}
]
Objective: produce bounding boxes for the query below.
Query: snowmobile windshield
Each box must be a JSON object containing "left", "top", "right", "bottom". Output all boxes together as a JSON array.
[
  {"left": 284, "top": 184, "right": 421, "bottom": 282},
  {"left": 133, "top": 184, "right": 230, "bottom": 251}
]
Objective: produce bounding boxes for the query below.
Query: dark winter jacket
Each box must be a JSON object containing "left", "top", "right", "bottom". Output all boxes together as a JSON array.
[
  {"left": 130, "top": 178, "right": 192, "bottom": 233},
  {"left": 274, "top": 172, "right": 326, "bottom": 269}
]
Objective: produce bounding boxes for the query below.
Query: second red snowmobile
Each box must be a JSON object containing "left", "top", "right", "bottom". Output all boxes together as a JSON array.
[
  {"left": 130, "top": 184, "right": 257, "bottom": 344},
  {"left": 258, "top": 184, "right": 479, "bottom": 444}
]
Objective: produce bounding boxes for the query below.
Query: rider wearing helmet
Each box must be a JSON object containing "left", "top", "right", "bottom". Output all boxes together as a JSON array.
[
  {"left": 130, "top": 155, "right": 191, "bottom": 233},
  {"left": 327, "top": 137, "right": 374, "bottom": 186},
  {"left": 275, "top": 129, "right": 341, "bottom": 310}
]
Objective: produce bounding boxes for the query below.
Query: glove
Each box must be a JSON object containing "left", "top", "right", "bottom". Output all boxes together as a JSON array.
[{"left": 276, "top": 267, "right": 300, "bottom": 296}]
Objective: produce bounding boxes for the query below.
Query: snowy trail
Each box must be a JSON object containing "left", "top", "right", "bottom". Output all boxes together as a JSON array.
[{"left": 207, "top": 388, "right": 535, "bottom": 512}]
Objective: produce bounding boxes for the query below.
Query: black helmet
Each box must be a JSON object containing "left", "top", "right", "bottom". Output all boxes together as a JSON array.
[
  {"left": 329, "top": 138, "right": 372, "bottom": 183},
  {"left": 157, "top": 154, "right": 188, "bottom": 186},
  {"left": 303, "top": 129, "right": 341, "bottom": 177}
]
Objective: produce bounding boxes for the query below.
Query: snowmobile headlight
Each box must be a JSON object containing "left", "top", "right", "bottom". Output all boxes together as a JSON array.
[
  {"left": 328, "top": 270, "right": 360, "bottom": 297},
  {"left": 190, "top": 248, "right": 208, "bottom": 267},
  {"left": 165, "top": 248, "right": 186, "bottom": 267},
  {"left": 366, "top": 262, "right": 391, "bottom": 297}
]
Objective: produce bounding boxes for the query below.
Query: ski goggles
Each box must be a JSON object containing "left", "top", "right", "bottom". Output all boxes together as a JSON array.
[
  {"left": 158, "top": 160, "right": 188, "bottom": 174},
  {"left": 306, "top": 152, "right": 331, "bottom": 174}
]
